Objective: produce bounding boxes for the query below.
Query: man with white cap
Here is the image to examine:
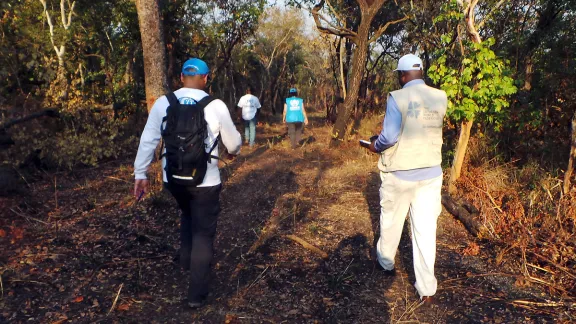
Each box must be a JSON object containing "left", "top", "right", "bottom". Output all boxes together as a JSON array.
[{"left": 362, "top": 54, "right": 447, "bottom": 305}]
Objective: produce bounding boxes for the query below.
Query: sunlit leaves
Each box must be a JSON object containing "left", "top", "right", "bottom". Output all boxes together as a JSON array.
[{"left": 428, "top": 1, "right": 517, "bottom": 130}]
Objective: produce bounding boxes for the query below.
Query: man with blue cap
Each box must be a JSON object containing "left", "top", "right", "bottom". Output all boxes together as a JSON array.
[
  {"left": 362, "top": 54, "right": 447, "bottom": 306},
  {"left": 283, "top": 88, "right": 309, "bottom": 149},
  {"left": 133, "top": 58, "right": 242, "bottom": 308}
]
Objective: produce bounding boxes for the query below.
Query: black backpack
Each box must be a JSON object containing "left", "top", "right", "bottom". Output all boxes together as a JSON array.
[{"left": 160, "top": 92, "right": 217, "bottom": 186}]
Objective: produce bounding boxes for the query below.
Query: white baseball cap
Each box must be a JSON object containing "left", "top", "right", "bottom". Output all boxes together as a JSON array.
[{"left": 394, "top": 54, "right": 423, "bottom": 71}]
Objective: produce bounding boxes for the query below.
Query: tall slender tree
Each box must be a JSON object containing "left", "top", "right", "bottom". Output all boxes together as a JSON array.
[
  {"left": 135, "top": 0, "right": 169, "bottom": 112},
  {"left": 301, "top": 0, "right": 408, "bottom": 144}
]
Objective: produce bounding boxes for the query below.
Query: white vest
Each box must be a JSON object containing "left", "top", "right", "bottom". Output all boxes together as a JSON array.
[{"left": 378, "top": 83, "right": 447, "bottom": 172}]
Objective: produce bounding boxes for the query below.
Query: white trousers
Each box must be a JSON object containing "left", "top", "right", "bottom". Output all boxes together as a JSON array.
[{"left": 376, "top": 172, "right": 443, "bottom": 297}]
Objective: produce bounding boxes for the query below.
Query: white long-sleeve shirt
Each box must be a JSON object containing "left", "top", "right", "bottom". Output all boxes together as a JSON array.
[
  {"left": 134, "top": 87, "right": 242, "bottom": 187},
  {"left": 237, "top": 94, "right": 261, "bottom": 120}
]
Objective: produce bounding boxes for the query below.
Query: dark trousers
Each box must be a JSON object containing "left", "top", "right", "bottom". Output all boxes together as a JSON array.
[
  {"left": 287, "top": 122, "right": 303, "bottom": 148},
  {"left": 166, "top": 183, "right": 222, "bottom": 302}
]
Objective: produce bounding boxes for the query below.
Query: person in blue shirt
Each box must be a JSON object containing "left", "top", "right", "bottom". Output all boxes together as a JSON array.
[
  {"left": 363, "top": 54, "right": 448, "bottom": 306},
  {"left": 283, "top": 88, "right": 309, "bottom": 149}
]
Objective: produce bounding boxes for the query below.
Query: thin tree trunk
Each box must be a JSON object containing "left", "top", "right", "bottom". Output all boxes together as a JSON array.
[
  {"left": 449, "top": 119, "right": 474, "bottom": 194},
  {"left": 331, "top": 33, "right": 369, "bottom": 144},
  {"left": 339, "top": 37, "right": 347, "bottom": 99},
  {"left": 135, "top": 0, "right": 169, "bottom": 112},
  {"left": 523, "top": 56, "right": 533, "bottom": 91},
  {"left": 448, "top": 0, "right": 482, "bottom": 193},
  {"left": 563, "top": 112, "right": 576, "bottom": 194}
]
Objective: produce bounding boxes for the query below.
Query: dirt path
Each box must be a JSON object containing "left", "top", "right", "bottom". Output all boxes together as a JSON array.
[{"left": 0, "top": 116, "right": 566, "bottom": 323}]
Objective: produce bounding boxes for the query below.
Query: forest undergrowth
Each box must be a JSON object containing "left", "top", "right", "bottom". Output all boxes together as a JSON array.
[{"left": 1, "top": 112, "right": 574, "bottom": 323}]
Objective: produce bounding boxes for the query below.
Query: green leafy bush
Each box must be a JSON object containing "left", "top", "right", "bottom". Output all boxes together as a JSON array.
[
  {"left": 428, "top": 0, "right": 517, "bottom": 129},
  {"left": 4, "top": 109, "right": 138, "bottom": 170}
]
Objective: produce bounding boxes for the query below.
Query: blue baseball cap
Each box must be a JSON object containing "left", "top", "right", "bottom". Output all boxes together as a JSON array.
[
  {"left": 289, "top": 88, "right": 297, "bottom": 93},
  {"left": 182, "top": 58, "right": 210, "bottom": 76}
]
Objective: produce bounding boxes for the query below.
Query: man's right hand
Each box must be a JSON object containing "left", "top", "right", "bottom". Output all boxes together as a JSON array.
[
  {"left": 368, "top": 141, "right": 379, "bottom": 153},
  {"left": 134, "top": 179, "right": 149, "bottom": 200}
]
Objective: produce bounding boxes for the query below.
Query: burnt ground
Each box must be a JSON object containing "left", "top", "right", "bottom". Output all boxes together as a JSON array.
[{"left": 1, "top": 114, "right": 573, "bottom": 323}]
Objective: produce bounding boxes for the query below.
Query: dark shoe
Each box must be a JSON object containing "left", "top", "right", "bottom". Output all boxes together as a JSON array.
[
  {"left": 375, "top": 262, "right": 396, "bottom": 276},
  {"left": 381, "top": 268, "right": 396, "bottom": 276},
  {"left": 187, "top": 301, "right": 203, "bottom": 309},
  {"left": 420, "top": 296, "right": 436, "bottom": 307}
]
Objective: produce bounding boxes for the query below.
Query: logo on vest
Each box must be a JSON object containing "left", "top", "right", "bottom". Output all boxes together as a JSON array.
[
  {"left": 179, "top": 97, "right": 197, "bottom": 105},
  {"left": 289, "top": 99, "right": 301, "bottom": 111},
  {"left": 407, "top": 101, "right": 421, "bottom": 118}
]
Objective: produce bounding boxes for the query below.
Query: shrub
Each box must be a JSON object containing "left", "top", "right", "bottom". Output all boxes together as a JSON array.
[{"left": 2, "top": 108, "right": 138, "bottom": 170}]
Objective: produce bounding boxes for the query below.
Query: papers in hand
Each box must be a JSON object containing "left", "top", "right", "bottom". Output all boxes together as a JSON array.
[{"left": 359, "top": 140, "right": 371, "bottom": 148}]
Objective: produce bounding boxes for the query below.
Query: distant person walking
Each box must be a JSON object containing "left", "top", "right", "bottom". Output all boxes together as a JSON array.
[
  {"left": 363, "top": 54, "right": 447, "bottom": 305},
  {"left": 283, "top": 88, "right": 308, "bottom": 149},
  {"left": 133, "top": 58, "right": 242, "bottom": 308},
  {"left": 237, "top": 87, "right": 261, "bottom": 148}
]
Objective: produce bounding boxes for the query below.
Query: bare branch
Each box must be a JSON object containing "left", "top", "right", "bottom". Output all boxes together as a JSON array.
[
  {"left": 464, "top": 0, "right": 482, "bottom": 43},
  {"left": 311, "top": 0, "right": 358, "bottom": 41},
  {"left": 67, "top": 1, "right": 76, "bottom": 28},
  {"left": 477, "top": 0, "right": 506, "bottom": 31},
  {"left": 59, "top": 0, "right": 75, "bottom": 30},
  {"left": 265, "top": 26, "right": 296, "bottom": 70},
  {"left": 457, "top": 24, "right": 466, "bottom": 56},
  {"left": 39, "top": 0, "right": 56, "bottom": 47},
  {"left": 368, "top": 15, "right": 410, "bottom": 44},
  {"left": 325, "top": 0, "right": 346, "bottom": 29},
  {"left": 60, "top": 0, "right": 66, "bottom": 28}
]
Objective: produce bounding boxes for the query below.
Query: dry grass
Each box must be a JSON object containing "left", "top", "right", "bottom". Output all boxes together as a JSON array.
[{"left": 459, "top": 138, "right": 576, "bottom": 300}]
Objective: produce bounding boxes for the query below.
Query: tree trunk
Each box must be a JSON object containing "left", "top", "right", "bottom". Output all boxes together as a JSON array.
[
  {"left": 339, "top": 37, "right": 347, "bottom": 99},
  {"left": 331, "top": 25, "right": 370, "bottom": 144},
  {"left": 441, "top": 194, "right": 487, "bottom": 238},
  {"left": 135, "top": 0, "right": 169, "bottom": 112},
  {"left": 449, "top": 119, "right": 474, "bottom": 194},
  {"left": 447, "top": 0, "right": 482, "bottom": 193},
  {"left": 523, "top": 57, "right": 533, "bottom": 91},
  {"left": 564, "top": 112, "right": 576, "bottom": 194}
]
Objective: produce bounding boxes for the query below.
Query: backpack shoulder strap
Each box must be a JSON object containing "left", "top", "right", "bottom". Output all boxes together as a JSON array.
[
  {"left": 196, "top": 95, "right": 216, "bottom": 109},
  {"left": 166, "top": 92, "right": 180, "bottom": 109},
  {"left": 161, "top": 92, "right": 179, "bottom": 134}
]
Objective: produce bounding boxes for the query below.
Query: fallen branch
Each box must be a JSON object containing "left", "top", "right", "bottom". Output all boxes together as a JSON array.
[
  {"left": 107, "top": 283, "right": 123, "bottom": 316},
  {"left": 7, "top": 279, "right": 49, "bottom": 285},
  {"left": 526, "top": 275, "right": 571, "bottom": 295},
  {"left": 512, "top": 299, "right": 575, "bottom": 308},
  {"left": 284, "top": 234, "right": 329, "bottom": 259},
  {"left": 0, "top": 109, "right": 59, "bottom": 130},
  {"left": 441, "top": 194, "right": 488, "bottom": 238},
  {"left": 490, "top": 297, "right": 576, "bottom": 308},
  {"left": 246, "top": 265, "right": 269, "bottom": 290},
  {"left": 442, "top": 272, "right": 518, "bottom": 284},
  {"left": 106, "top": 176, "right": 131, "bottom": 184},
  {"left": 468, "top": 183, "right": 504, "bottom": 213},
  {"left": 10, "top": 208, "right": 51, "bottom": 226},
  {"left": 531, "top": 252, "right": 576, "bottom": 279}
]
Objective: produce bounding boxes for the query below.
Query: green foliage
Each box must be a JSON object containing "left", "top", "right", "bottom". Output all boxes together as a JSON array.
[
  {"left": 428, "top": 1, "right": 517, "bottom": 129},
  {"left": 6, "top": 111, "right": 137, "bottom": 170}
]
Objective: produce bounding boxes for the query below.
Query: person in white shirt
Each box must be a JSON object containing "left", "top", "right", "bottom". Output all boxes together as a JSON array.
[
  {"left": 133, "top": 58, "right": 242, "bottom": 308},
  {"left": 236, "top": 87, "right": 261, "bottom": 147}
]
